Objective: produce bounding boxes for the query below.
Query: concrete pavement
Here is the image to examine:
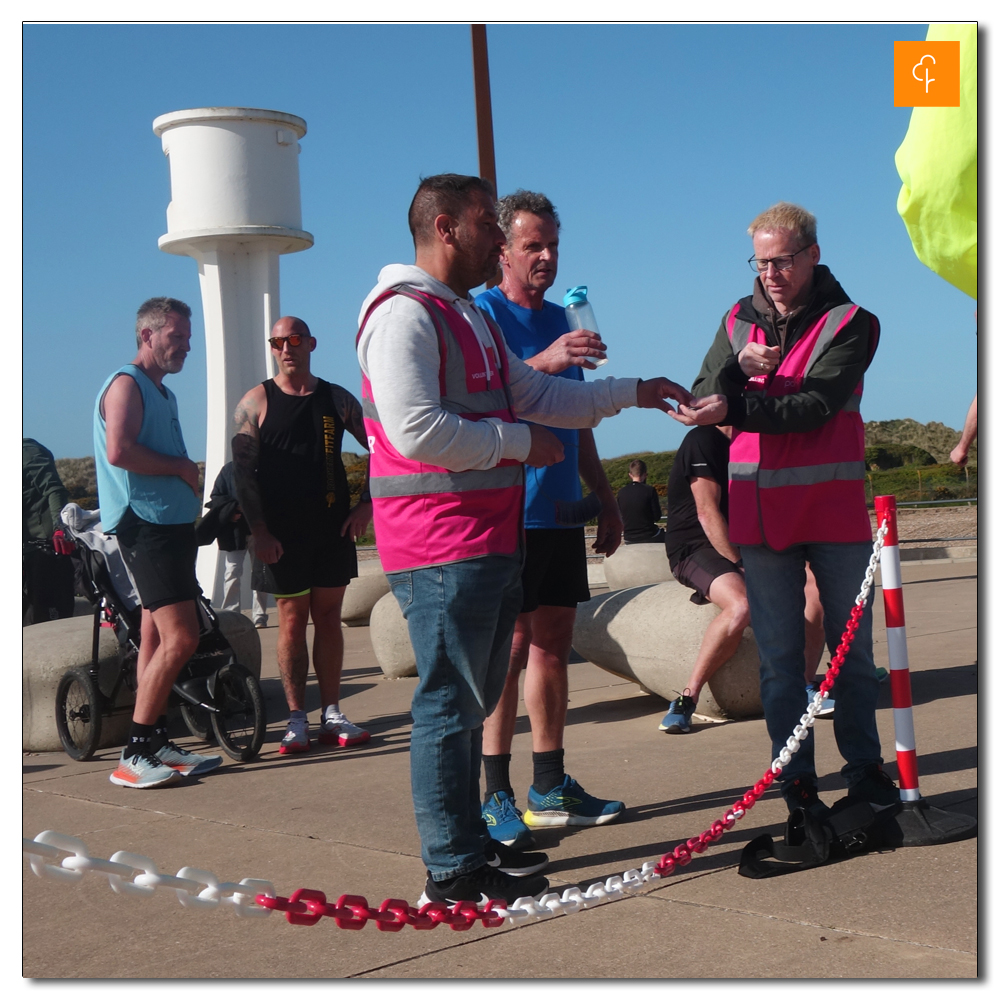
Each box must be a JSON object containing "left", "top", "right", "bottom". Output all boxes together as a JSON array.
[{"left": 23, "top": 559, "right": 977, "bottom": 979}]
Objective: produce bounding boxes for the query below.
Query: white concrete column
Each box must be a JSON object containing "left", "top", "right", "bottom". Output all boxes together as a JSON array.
[{"left": 153, "top": 107, "right": 312, "bottom": 604}]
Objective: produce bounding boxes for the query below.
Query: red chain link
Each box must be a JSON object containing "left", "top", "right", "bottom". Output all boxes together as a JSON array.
[
  {"left": 653, "top": 600, "right": 866, "bottom": 877},
  {"left": 255, "top": 889, "right": 506, "bottom": 931}
]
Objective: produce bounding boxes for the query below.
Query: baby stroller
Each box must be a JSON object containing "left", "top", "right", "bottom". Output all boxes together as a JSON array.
[{"left": 55, "top": 504, "right": 266, "bottom": 763}]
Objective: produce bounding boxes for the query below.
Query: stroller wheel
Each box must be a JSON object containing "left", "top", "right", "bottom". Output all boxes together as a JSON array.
[
  {"left": 56, "top": 667, "right": 103, "bottom": 761},
  {"left": 210, "top": 663, "right": 266, "bottom": 762},
  {"left": 180, "top": 702, "right": 216, "bottom": 744}
]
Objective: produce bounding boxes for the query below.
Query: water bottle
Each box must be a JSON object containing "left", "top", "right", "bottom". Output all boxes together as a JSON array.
[{"left": 563, "top": 285, "right": 607, "bottom": 367}]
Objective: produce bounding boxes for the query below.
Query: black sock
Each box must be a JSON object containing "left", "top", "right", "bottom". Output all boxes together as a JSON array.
[
  {"left": 150, "top": 715, "right": 170, "bottom": 753},
  {"left": 483, "top": 754, "right": 513, "bottom": 802},
  {"left": 125, "top": 722, "right": 156, "bottom": 760},
  {"left": 532, "top": 749, "right": 565, "bottom": 795}
]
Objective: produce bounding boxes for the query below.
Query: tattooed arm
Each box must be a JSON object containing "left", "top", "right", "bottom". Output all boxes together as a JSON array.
[
  {"left": 232, "top": 385, "right": 283, "bottom": 564},
  {"left": 331, "top": 384, "right": 373, "bottom": 542}
]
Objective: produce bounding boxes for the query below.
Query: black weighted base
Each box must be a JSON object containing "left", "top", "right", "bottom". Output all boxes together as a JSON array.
[{"left": 892, "top": 799, "right": 977, "bottom": 848}]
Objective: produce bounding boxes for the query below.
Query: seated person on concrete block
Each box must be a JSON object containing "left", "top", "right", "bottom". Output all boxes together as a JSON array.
[
  {"left": 616, "top": 459, "right": 665, "bottom": 544},
  {"left": 661, "top": 424, "right": 828, "bottom": 733}
]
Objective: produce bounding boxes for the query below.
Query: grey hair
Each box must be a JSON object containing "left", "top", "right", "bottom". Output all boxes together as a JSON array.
[
  {"left": 497, "top": 190, "right": 560, "bottom": 243},
  {"left": 135, "top": 297, "right": 191, "bottom": 348}
]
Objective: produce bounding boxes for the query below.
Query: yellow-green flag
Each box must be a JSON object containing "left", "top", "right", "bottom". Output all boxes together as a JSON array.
[{"left": 895, "top": 24, "right": 977, "bottom": 299}]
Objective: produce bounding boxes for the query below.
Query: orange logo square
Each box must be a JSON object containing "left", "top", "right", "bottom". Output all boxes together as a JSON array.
[{"left": 894, "top": 40, "right": 961, "bottom": 107}]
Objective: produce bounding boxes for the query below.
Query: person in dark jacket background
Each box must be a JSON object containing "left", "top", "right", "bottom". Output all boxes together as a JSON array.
[
  {"left": 202, "top": 461, "right": 269, "bottom": 628},
  {"left": 615, "top": 458, "right": 664, "bottom": 544},
  {"left": 23, "top": 437, "right": 77, "bottom": 623}
]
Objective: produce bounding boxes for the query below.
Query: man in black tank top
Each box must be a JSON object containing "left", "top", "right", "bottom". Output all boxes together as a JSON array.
[{"left": 232, "top": 317, "right": 373, "bottom": 755}]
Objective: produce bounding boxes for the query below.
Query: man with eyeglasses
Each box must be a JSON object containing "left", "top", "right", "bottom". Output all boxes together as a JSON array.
[
  {"left": 232, "top": 316, "right": 373, "bottom": 755},
  {"left": 671, "top": 202, "right": 900, "bottom": 819}
]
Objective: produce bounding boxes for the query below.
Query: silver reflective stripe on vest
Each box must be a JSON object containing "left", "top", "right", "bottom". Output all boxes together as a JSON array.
[
  {"left": 443, "top": 386, "right": 512, "bottom": 415},
  {"left": 757, "top": 461, "right": 865, "bottom": 489},
  {"left": 370, "top": 464, "right": 523, "bottom": 498},
  {"left": 729, "top": 461, "right": 759, "bottom": 481},
  {"left": 730, "top": 317, "right": 756, "bottom": 354},
  {"left": 841, "top": 393, "right": 861, "bottom": 413},
  {"left": 804, "top": 304, "right": 857, "bottom": 372},
  {"left": 365, "top": 390, "right": 510, "bottom": 424}
]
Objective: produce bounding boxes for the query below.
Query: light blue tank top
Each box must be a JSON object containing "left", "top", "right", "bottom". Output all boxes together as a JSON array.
[{"left": 93, "top": 364, "right": 201, "bottom": 531}]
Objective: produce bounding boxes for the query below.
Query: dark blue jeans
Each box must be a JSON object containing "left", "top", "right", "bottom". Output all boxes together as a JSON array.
[
  {"left": 741, "top": 542, "right": 883, "bottom": 791},
  {"left": 388, "top": 554, "right": 523, "bottom": 880}
]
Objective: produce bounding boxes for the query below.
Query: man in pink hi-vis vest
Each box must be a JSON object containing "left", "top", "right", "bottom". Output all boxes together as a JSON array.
[
  {"left": 672, "top": 202, "right": 900, "bottom": 821},
  {"left": 357, "top": 174, "right": 693, "bottom": 908}
]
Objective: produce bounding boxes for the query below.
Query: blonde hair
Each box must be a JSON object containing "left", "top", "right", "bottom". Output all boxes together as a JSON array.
[{"left": 747, "top": 202, "right": 817, "bottom": 247}]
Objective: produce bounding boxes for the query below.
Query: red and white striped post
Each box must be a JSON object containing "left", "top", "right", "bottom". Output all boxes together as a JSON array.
[{"left": 874, "top": 494, "right": 921, "bottom": 802}]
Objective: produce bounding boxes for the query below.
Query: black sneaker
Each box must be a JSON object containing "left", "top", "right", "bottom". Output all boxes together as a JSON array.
[
  {"left": 485, "top": 837, "right": 548, "bottom": 876},
  {"left": 418, "top": 864, "right": 549, "bottom": 907},
  {"left": 848, "top": 763, "right": 901, "bottom": 808},
  {"left": 781, "top": 776, "right": 830, "bottom": 819}
]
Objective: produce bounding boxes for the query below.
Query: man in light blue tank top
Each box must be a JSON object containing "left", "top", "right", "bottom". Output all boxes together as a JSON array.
[
  {"left": 94, "top": 297, "right": 221, "bottom": 789},
  {"left": 475, "top": 191, "right": 626, "bottom": 846}
]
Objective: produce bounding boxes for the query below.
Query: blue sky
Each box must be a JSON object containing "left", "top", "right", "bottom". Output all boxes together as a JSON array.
[{"left": 22, "top": 22, "right": 978, "bottom": 462}]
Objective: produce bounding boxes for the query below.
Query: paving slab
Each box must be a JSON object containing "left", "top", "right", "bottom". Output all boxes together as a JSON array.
[{"left": 23, "top": 559, "right": 977, "bottom": 979}]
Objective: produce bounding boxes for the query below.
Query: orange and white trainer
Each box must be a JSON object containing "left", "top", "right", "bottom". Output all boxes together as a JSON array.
[{"left": 109, "top": 750, "right": 181, "bottom": 789}]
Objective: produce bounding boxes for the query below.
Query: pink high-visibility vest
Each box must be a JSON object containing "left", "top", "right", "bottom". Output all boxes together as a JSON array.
[
  {"left": 726, "top": 302, "right": 876, "bottom": 550},
  {"left": 357, "top": 286, "right": 524, "bottom": 573}
]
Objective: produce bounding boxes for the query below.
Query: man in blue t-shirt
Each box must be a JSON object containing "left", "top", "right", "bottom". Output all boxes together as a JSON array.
[{"left": 475, "top": 190, "right": 625, "bottom": 847}]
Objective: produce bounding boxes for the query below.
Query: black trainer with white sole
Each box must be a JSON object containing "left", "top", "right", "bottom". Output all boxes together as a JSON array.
[
  {"left": 418, "top": 864, "right": 549, "bottom": 907},
  {"left": 485, "top": 837, "right": 549, "bottom": 876}
]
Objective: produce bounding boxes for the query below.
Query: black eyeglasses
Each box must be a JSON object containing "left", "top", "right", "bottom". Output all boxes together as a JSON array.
[
  {"left": 748, "top": 244, "right": 814, "bottom": 273},
  {"left": 268, "top": 334, "right": 306, "bottom": 349}
]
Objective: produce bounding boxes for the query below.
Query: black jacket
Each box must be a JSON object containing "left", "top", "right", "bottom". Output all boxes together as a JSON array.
[{"left": 692, "top": 265, "right": 880, "bottom": 435}]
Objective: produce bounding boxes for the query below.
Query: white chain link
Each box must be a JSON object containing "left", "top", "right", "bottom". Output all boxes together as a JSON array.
[
  {"left": 23, "top": 831, "right": 275, "bottom": 916},
  {"left": 770, "top": 525, "right": 888, "bottom": 777}
]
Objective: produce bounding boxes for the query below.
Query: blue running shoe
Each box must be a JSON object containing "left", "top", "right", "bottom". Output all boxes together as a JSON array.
[
  {"left": 155, "top": 740, "right": 223, "bottom": 777},
  {"left": 482, "top": 790, "right": 535, "bottom": 849},
  {"left": 523, "top": 775, "right": 624, "bottom": 829},
  {"left": 805, "top": 682, "right": 835, "bottom": 717},
  {"left": 659, "top": 694, "right": 696, "bottom": 733}
]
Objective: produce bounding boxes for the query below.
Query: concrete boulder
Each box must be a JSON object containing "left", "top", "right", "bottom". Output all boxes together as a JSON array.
[
  {"left": 369, "top": 591, "right": 417, "bottom": 679},
  {"left": 23, "top": 609, "right": 261, "bottom": 753},
  {"left": 572, "top": 581, "right": 762, "bottom": 721},
  {"left": 342, "top": 559, "right": 391, "bottom": 627},
  {"left": 602, "top": 542, "right": 673, "bottom": 591}
]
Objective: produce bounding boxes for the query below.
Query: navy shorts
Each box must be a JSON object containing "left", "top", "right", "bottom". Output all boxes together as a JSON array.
[
  {"left": 115, "top": 507, "right": 200, "bottom": 613},
  {"left": 670, "top": 545, "right": 741, "bottom": 605},
  {"left": 520, "top": 527, "right": 591, "bottom": 614}
]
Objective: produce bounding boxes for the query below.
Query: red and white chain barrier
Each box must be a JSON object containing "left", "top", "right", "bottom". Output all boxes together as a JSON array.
[
  {"left": 874, "top": 494, "right": 920, "bottom": 802},
  {"left": 24, "top": 522, "right": 891, "bottom": 930}
]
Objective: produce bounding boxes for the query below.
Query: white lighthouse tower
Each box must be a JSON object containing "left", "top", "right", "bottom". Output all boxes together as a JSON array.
[{"left": 152, "top": 107, "right": 313, "bottom": 603}]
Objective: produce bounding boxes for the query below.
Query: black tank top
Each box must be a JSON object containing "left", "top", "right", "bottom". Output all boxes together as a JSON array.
[{"left": 258, "top": 379, "right": 349, "bottom": 531}]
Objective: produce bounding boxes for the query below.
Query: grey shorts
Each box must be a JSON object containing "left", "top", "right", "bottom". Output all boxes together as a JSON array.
[{"left": 670, "top": 546, "right": 741, "bottom": 605}]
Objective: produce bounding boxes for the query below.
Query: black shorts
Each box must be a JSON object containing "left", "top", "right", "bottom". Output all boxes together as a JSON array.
[
  {"left": 520, "top": 527, "right": 591, "bottom": 614},
  {"left": 252, "top": 526, "right": 358, "bottom": 597},
  {"left": 670, "top": 545, "right": 741, "bottom": 606},
  {"left": 115, "top": 507, "right": 200, "bottom": 613}
]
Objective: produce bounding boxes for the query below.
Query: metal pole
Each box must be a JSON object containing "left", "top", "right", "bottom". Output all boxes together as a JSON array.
[{"left": 471, "top": 24, "right": 497, "bottom": 193}]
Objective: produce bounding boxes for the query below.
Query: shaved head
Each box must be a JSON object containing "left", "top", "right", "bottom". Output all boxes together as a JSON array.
[{"left": 271, "top": 316, "right": 311, "bottom": 338}]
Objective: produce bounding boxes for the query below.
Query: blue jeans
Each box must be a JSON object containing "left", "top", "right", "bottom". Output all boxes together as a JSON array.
[
  {"left": 388, "top": 554, "right": 523, "bottom": 880},
  {"left": 740, "top": 542, "right": 883, "bottom": 791}
]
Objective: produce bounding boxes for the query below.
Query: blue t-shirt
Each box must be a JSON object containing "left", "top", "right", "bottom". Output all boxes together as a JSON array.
[{"left": 476, "top": 286, "right": 582, "bottom": 529}]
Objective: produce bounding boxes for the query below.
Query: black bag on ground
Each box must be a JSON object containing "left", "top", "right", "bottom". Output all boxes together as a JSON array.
[{"left": 738, "top": 796, "right": 903, "bottom": 879}]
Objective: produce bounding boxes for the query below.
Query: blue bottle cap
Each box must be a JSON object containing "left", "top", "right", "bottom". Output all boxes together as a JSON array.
[{"left": 563, "top": 285, "right": 589, "bottom": 307}]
